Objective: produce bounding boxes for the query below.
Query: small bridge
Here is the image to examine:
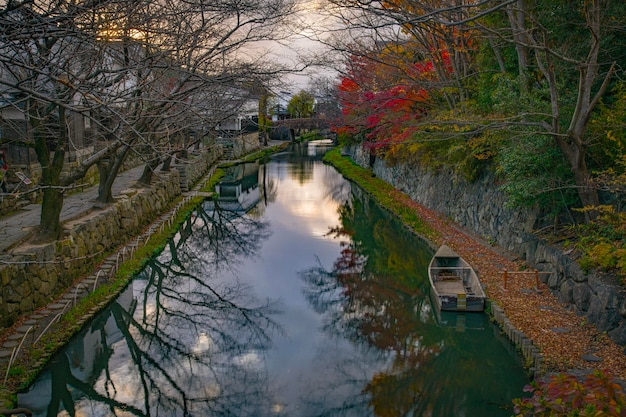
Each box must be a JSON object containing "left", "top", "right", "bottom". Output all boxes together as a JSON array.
[
  {"left": 273, "top": 117, "right": 330, "bottom": 130},
  {"left": 269, "top": 117, "right": 333, "bottom": 141}
]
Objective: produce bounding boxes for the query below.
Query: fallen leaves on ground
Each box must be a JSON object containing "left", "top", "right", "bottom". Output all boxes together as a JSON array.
[{"left": 398, "top": 193, "right": 626, "bottom": 379}]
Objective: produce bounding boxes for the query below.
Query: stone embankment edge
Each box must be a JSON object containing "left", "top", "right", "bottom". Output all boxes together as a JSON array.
[
  {"left": 0, "top": 181, "right": 211, "bottom": 406},
  {"left": 347, "top": 146, "right": 626, "bottom": 347},
  {"left": 490, "top": 302, "right": 544, "bottom": 376},
  {"left": 323, "top": 148, "right": 545, "bottom": 379},
  {"left": 0, "top": 142, "right": 284, "bottom": 408}
]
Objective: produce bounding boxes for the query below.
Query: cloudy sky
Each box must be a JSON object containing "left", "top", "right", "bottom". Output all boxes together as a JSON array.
[{"left": 248, "top": 0, "right": 341, "bottom": 93}]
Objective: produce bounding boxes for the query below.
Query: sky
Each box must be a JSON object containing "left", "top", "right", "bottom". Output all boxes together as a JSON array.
[{"left": 248, "top": 0, "right": 341, "bottom": 94}]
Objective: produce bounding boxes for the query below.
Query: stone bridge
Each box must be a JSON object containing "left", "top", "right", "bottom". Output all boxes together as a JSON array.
[
  {"left": 269, "top": 117, "right": 332, "bottom": 141},
  {"left": 273, "top": 117, "right": 330, "bottom": 130}
]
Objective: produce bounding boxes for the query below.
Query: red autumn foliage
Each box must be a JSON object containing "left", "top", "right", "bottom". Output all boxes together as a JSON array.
[
  {"left": 334, "top": 50, "right": 451, "bottom": 150},
  {"left": 513, "top": 370, "right": 626, "bottom": 416}
]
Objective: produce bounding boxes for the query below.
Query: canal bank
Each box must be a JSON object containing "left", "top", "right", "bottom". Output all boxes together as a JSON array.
[
  {"left": 0, "top": 140, "right": 288, "bottom": 409},
  {"left": 323, "top": 148, "right": 626, "bottom": 381},
  {"left": 12, "top": 141, "right": 531, "bottom": 417},
  {"left": 1, "top": 140, "right": 622, "bottom": 411}
]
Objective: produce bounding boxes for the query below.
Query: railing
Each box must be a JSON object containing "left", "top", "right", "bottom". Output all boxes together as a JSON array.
[
  {"left": 272, "top": 118, "right": 330, "bottom": 130},
  {"left": 501, "top": 270, "right": 552, "bottom": 291}
]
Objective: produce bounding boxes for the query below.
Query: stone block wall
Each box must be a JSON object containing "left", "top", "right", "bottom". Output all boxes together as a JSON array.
[
  {"left": 232, "top": 133, "right": 262, "bottom": 159},
  {"left": 174, "top": 145, "right": 222, "bottom": 191},
  {"left": 0, "top": 170, "right": 181, "bottom": 330},
  {"left": 348, "top": 145, "right": 626, "bottom": 347},
  {"left": 0, "top": 146, "right": 225, "bottom": 330}
]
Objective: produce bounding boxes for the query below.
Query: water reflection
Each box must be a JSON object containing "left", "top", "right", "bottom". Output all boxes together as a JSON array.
[
  {"left": 210, "top": 162, "right": 260, "bottom": 213},
  {"left": 270, "top": 140, "right": 335, "bottom": 186},
  {"left": 19, "top": 203, "right": 281, "bottom": 416},
  {"left": 299, "top": 187, "right": 528, "bottom": 416},
  {"left": 19, "top": 141, "right": 529, "bottom": 416}
]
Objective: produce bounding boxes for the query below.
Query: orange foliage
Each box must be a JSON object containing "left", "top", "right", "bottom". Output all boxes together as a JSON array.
[{"left": 335, "top": 50, "right": 447, "bottom": 150}]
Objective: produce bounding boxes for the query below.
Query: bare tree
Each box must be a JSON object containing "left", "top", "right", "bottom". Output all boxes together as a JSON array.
[
  {"left": 499, "top": 0, "right": 617, "bottom": 213},
  {"left": 0, "top": 0, "right": 297, "bottom": 241},
  {"left": 0, "top": 1, "right": 125, "bottom": 240}
]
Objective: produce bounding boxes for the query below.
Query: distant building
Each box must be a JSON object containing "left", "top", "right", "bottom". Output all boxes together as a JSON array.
[{"left": 215, "top": 97, "right": 260, "bottom": 138}]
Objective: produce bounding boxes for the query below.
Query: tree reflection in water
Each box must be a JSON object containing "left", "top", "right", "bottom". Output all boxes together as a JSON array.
[
  {"left": 19, "top": 151, "right": 527, "bottom": 417},
  {"left": 298, "top": 188, "right": 525, "bottom": 417},
  {"left": 19, "top": 202, "right": 283, "bottom": 417}
]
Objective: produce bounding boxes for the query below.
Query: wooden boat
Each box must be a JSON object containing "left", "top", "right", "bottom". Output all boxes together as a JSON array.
[{"left": 428, "top": 245, "right": 486, "bottom": 312}]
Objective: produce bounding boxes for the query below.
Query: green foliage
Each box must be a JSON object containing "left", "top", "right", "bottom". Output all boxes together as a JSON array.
[
  {"left": 299, "top": 131, "right": 324, "bottom": 142},
  {"left": 512, "top": 370, "right": 626, "bottom": 417},
  {"left": 448, "top": 134, "right": 497, "bottom": 182},
  {"left": 481, "top": 72, "right": 556, "bottom": 122},
  {"left": 497, "top": 134, "right": 579, "bottom": 217},
  {"left": 331, "top": 0, "right": 626, "bottom": 229},
  {"left": 589, "top": 81, "right": 626, "bottom": 173},
  {"left": 572, "top": 206, "right": 626, "bottom": 278},
  {"left": 287, "top": 90, "right": 315, "bottom": 118},
  {"left": 472, "top": 37, "right": 520, "bottom": 111},
  {"left": 380, "top": 106, "right": 501, "bottom": 182},
  {"left": 200, "top": 168, "right": 224, "bottom": 193},
  {"left": 336, "top": 131, "right": 359, "bottom": 147},
  {"left": 7, "top": 366, "right": 25, "bottom": 378}
]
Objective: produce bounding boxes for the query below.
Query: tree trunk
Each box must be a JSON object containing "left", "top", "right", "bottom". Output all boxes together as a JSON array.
[
  {"left": 31, "top": 103, "right": 67, "bottom": 241},
  {"left": 97, "top": 146, "right": 130, "bottom": 204},
  {"left": 97, "top": 159, "right": 115, "bottom": 204},
  {"left": 506, "top": 0, "right": 530, "bottom": 93},
  {"left": 138, "top": 164, "right": 154, "bottom": 185},
  {"left": 38, "top": 187, "right": 64, "bottom": 241},
  {"left": 161, "top": 155, "right": 172, "bottom": 171},
  {"left": 487, "top": 35, "right": 506, "bottom": 73},
  {"left": 535, "top": 0, "right": 613, "bottom": 219},
  {"left": 138, "top": 156, "right": 162, "bottom": 185},
  {"left": 554, "top": 136, "right": 599, "bottom": 209}
]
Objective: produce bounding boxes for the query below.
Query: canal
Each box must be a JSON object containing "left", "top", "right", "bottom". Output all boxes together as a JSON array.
[{"left": 18, "top": 141, "right": 529, "bottom": 416}]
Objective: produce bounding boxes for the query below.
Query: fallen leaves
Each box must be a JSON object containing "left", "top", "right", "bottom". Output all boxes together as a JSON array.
[{"left": 408, "top": 200, "right": 626, "bottom": 379}]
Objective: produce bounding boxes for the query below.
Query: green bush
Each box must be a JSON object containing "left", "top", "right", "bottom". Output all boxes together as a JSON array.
[
  {"left": 573, "top": 206, "right": 626, "bottom": 279},
  {"left": 497, "top": 133, "right": 579, "bottom": 218}
]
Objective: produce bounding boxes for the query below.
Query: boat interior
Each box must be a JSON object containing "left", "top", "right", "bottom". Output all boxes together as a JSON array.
[{"left": 431, "top": 267, "right": 476, "bottom": 296}]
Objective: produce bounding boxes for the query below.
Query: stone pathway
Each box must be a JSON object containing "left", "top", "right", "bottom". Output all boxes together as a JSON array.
[
  {"left": 0, "top": 165, "right": 147, "bottom": 253},
  {"left": 0, "top": 166, "right": 143, "bottom": 361}
]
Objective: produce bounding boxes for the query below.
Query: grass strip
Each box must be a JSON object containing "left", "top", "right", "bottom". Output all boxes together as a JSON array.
[{"left": 323, "top": 147, "right": 440, "bottom": 242}]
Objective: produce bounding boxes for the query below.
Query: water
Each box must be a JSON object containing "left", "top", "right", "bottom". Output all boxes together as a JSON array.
[{"left": 18, "top": 141, "right": 529, "bottom": 416}]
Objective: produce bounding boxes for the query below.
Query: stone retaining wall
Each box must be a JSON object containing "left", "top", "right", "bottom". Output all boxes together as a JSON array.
[
  {"left": 233, "top": 133, "right": 262, "bottom": 159},
  {"left": 0, "top": 171, "right": 180, "bottom": 329},
  {"left": 0, "top": 147, "right": 224, "bottom": 331},
  {"left": 348, "top": 145, "right": 626, "bottom": 347},
  {"left": 174, "top": 145, "right": 223, "bottom": 191}
]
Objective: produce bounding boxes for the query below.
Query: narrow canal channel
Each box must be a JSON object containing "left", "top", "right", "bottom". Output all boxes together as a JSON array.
[{"left": 18, "top": 141, "right": 529, "bottom": 416}]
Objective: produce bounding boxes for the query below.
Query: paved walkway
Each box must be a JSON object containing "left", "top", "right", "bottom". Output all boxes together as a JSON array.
[
  {"left": 0, "top": 165, "right": 147, "bottom": 253},
  {"left": 0, "top": 140, "right": 288, "bottom": 252}
]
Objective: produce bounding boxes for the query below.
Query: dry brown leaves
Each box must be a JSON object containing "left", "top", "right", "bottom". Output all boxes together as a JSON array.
[{"left": 408, "top": 200, "right": 626, "bottom": 379}]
